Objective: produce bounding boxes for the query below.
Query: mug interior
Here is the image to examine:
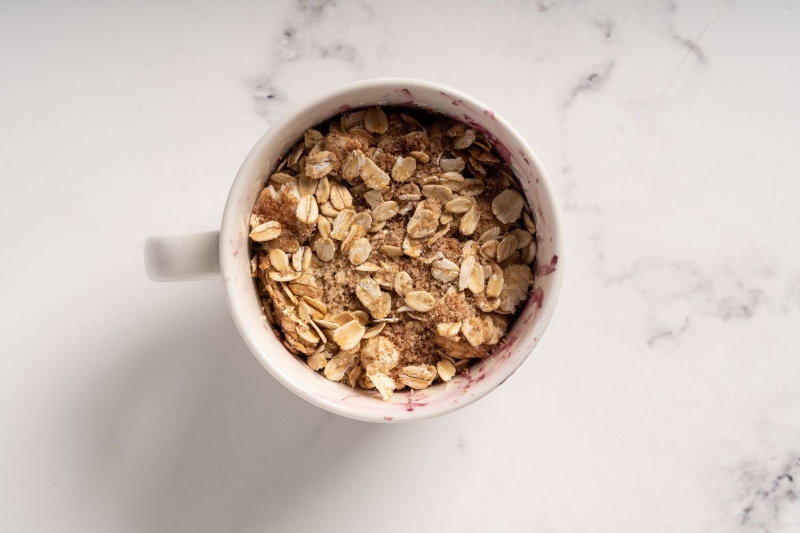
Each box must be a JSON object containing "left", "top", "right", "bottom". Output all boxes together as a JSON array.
[{"left": 221, "top": 79, "right": 563, "bottom": 422}]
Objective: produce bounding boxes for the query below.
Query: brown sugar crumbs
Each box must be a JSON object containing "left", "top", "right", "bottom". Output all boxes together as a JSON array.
[{"left": 249, "top": 106, "right": 536, "bottom": 400}]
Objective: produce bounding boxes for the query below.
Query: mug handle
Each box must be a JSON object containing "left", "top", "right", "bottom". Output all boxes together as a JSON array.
[{"left": 144, "top": 230, "right": 221, "bottom": 281}]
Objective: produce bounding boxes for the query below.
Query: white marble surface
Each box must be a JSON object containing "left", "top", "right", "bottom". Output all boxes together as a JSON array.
[{"left": 2, "top": 1, "right": 799, "bottom": 531}]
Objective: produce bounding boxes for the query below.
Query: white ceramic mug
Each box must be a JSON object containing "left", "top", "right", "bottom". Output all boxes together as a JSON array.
[{"left": 144, "top": 78, "right": 564, "bottom": 422}]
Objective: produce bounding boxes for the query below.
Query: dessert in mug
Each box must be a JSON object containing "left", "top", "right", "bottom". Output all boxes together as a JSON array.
[{"left": 249, "top": 107, "right": 536, "bottom": 400}]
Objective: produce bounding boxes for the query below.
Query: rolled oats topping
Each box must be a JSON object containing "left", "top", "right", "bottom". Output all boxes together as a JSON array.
[{"left": 250, "top": 107, "right": 537, "bottom": 400}]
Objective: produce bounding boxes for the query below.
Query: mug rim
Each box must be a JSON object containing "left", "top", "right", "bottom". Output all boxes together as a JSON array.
[{"left": 220, "top": 78, "right": 564, "bottom": 422}]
